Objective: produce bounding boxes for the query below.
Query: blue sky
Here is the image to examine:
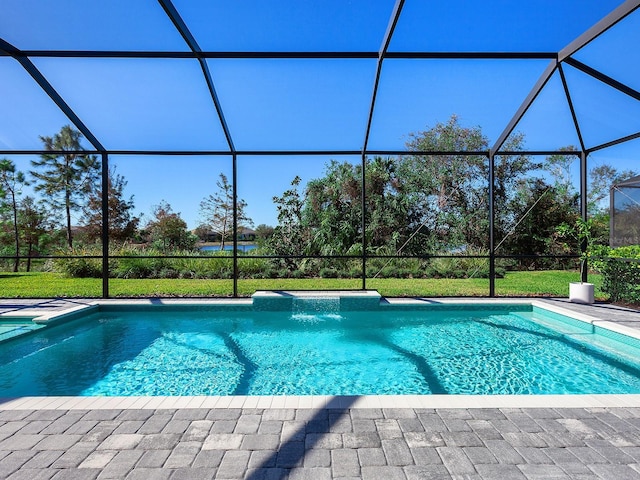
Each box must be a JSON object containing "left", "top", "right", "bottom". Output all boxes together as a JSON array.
[{"left": 1, "top": 0, "right": 639, "bottom": 229}]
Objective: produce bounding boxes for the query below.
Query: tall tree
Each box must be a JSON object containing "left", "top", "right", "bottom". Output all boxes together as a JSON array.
[
  {"left": 500, "top": 178, "right": 579, "bottom": 267},
  {"left": 18, "top": 196, "right": 50, "bottom": 272},
  {"left": 267, "top": 175, "right": 309, "bottom": 269},
  {"left": 303, "top": 157, "right": 409, "bottom": 255},
  {"left": 80, "top": 166, "right": 138, "bottom": 244},
  {"left": 30, "top": 125, "right": 100, "bottom": 248},
  {"left": 305, "top": 161, "right": 363, "bottom": 255},
  {"left": 199, "top": 173, "right": 253, "bottom": 251},
  {"left": 0, "top": 159, "right": 29, "bottom": 271},
  {"left": 399, "top": 116, "right": 490, "bottom": 252},
  {"left": 146, "top": 200, "right": 195, "bottom": 251},
  {"left": 400, "top": 116, "right": 537, "bottom": 253},
  {"left": 543, "top": 146, "right": 579, "bottom": 197}
]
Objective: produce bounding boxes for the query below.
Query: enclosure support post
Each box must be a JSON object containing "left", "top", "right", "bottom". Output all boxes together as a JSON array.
[
  {"left": 361, "top": 153, "right": 367, "bottom": 290},
  {"left": 101, "top": 152, "right": 109, "bottom": 299},
  {"left": 581, "top": 150, "right": 588, "bottom": 283},
  {"left": 232, "top": 153, "right": 238, "bottom": 297},
  {"left": 609, "top": 184, "right": 615, "bottom": 248},
  {"left": 489, "top": 152, "right": 496, "bottom": 297}
]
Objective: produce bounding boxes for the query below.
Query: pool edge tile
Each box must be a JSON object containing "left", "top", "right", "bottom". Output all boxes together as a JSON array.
[
  {"left": 255, "top": 396, "right": 273, "bottom": 409},
  {"left": 228, "top": 396, "right": 247, "bottom": 408},
  {"left": 214, "top": 396, "right": 234, "bottom": 408},
  {"left": 199, "top": 396, "right": 223, "bottom": 408},
  {"left": 269, "top": 396, "right": 287, "bottom": 408}
]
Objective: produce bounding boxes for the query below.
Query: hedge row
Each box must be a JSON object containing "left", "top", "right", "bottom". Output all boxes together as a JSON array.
[
  {"left": 47, "top": 247, "right": 504, "bottom": 280},
  {"left": 595, "top": 245, "right": 640, "bottom": 305}
]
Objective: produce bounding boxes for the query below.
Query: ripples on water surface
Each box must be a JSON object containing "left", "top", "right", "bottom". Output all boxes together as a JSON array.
[{"left": 2, "top": 306, "right": 640, "bottom": 396}]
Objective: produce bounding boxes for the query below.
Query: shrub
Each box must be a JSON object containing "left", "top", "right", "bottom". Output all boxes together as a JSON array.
[
  {"left": 49, "top": 248, "right": 103, "bottom": 278},
  {"left": 116, "top": 257, "right": 155, "bottom": 279},
  {"left": 290, "top": 269, "right": 304, "bottom": 279},
  {"left": 598, "top": 246, "right": 640, "bottom": 305},
  {"left": 319, "top": 267, "right": 339, "bottom": 278},
  {"left": 238, "top": 256, "right": 272, "bottom": 278},
  {"left": 348, "top": 266, "right": 363, "bottom": 278},
  {"left": 379, "top": 265, "right": 400, "bottom": 278},
  {"left": 423, "top": 251, "right": 491, "bottom": 279},
  {"left": 56, "top": 257, "right": 102, "bottom": 278}
]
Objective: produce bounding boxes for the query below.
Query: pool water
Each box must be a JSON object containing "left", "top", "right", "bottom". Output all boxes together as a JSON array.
[
  {"left": 2, "top": 305, "right": 640, "bottom": 396},
  {"left": 0, "top": 318, "right": 43, "bottom": 342}
]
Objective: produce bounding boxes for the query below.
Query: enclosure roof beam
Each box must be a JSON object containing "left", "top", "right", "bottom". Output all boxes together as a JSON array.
[
  {"left": 558, "top": 0, "right": 640, "bottom": 61},
  {"left": 158, "top": 0, "right": 235, "bottom": 153},
  {"left": 587, "top": 130, "right": 640, "bottom": 153},
  {"left": 558, "top": 63, "right": 586, "bottom": 152},
  {"left": 0, "top": 51, "right": 558, "bottom": 60},
  {"left": 383, "top": 52, "right": 557, "bottom": 60},
  {"left": 0, "top": 148, "right": 585, "bottom": 157},
  {"left": 564, "top": 58, "right": 640, "bottom": 103},
  {"left": 0, "top": 38, "right": 105, "bottom": 152},
  {"left": 362, "top": 0, "right": 405, "bottom": 153},
  {"left": 492, "top": 0, "right": 640, "bottom": 157},
  {"left": 490, "top": 60, "right": 557, "bottom": 156}
]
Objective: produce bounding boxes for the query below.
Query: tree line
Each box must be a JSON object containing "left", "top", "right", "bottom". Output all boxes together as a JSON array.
[
  {"left": 0, "top": 118, "right": 636, "bottom": 275},
  {"left": 262, "top": 116, "right": 635, "bottom": 273}
]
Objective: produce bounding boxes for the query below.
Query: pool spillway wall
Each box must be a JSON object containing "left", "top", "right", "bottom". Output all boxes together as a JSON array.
[{"left": 251, "top": 290, "right": 382, "bottom": 311}]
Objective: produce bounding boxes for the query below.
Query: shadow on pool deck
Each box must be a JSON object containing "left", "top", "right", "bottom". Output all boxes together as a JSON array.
[
  {"left": 0, "top": 298, "right": 93, "bottom": 315},
  {"left": 246, "top": 396, "right": 359, "bottom": 479}
]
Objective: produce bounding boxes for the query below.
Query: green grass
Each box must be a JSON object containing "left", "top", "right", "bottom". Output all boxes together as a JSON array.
[{"left": 0, "top": 270, "right": 605, "bottom": 299}]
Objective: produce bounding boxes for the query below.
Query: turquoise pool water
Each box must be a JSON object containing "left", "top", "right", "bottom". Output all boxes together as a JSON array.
[
  {"left": 1, "top": 304, "right": 640, "bottom": 396},
  {"left": 0, "top": 318, "right": 43, "bottom": 342}
]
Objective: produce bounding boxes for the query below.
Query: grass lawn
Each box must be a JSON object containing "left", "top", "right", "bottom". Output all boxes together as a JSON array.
[{"left": 0, "top": 270, "right": 604, "bottom": 299}]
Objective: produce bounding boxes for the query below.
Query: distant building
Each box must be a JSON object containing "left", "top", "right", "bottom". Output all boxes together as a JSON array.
[{"left": 200, "top": 227, "right": 256, "bottom": 243}]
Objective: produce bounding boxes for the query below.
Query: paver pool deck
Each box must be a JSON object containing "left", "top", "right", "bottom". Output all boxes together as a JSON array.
[{"left": 0, "top": 297, "right": 640, "bottom": 479}]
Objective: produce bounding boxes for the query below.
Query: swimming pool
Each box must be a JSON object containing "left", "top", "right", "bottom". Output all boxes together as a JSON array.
[{"left": 2, "top": 295, "right": 640, "bottom": 397}]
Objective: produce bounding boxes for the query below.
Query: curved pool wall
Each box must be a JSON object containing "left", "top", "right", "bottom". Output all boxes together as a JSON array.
[{"left": 2, "top": 292, "right": 640, "bottom": 408}]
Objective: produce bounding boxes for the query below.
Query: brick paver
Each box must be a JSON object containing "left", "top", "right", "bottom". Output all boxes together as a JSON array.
[{"left": 0, "top": 407, "right": 638, "bottom": 478}]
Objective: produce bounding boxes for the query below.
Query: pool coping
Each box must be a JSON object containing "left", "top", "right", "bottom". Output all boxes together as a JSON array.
[{"left": 2, "top": 296, "right": 640, "bottom": 410}]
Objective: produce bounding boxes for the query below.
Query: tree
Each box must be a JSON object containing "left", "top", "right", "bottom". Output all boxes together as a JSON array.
[
  {"left": 500, "top": 178, "right": 579, "bottom": 268},
  {"left": 266, "top": 117, "right": 540, "bottom": 260},
  {"left": 18, "top": 196, "right": 50, "bottom": 272},
  {"left": 304, "top": 161, "right": 363, "bottom": 255},
  {"left": 254, "top": 224, "right": 275, "bottom": 246},
  {"left": 543, "top": 146, "right": 579, "bottom": 197},
  {"left": 146, "top": 201, "right": 196, "bottom": 251},
  {"left": 198, "top": 173, "right": 253, "bottom": 251},
  {"left": 80, "top": 166, "right": 138, "bottom": 244},
  {"left": 193, "top": 224, "right": 211, "bottom": 243},
  {"left": 398, "top": 117, "right": 540, "bottom": 253},
  {"left": 0, "top": 159, "right": 29, "bottom": 271},
  {"left": 266, "top": 176, "right": 309, "bottom": 268},
  {"left": 493, "top": 132, "right": 543, "bottom": 245},
  {"left": 30, "top": 125, "right": 100, "bottom": 248},
  {"left": 302, "top": 157, "right": 410, "bottom": 255}
]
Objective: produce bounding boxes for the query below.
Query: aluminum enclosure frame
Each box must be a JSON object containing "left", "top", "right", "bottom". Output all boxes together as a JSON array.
[{"left": 1, "top": 0, "right": 640, "bottom": 298}]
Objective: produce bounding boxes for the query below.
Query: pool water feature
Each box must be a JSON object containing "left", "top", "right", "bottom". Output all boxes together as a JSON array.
[{"left": 1, "top": 298, "right": 640, "bottom": 397}]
